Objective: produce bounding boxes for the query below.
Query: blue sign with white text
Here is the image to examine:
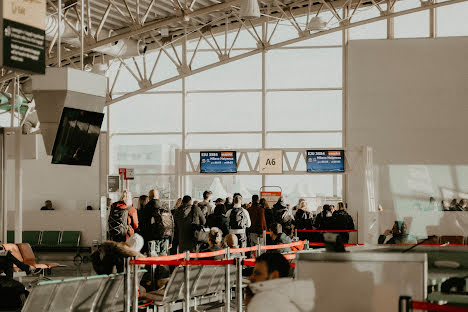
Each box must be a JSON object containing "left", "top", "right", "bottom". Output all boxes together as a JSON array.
[
  {"left": 200, "top": 151, "right": 237, "bottom": 173},
  {"left": 307, "top": 150, "right": 345, "bottom": 173}
]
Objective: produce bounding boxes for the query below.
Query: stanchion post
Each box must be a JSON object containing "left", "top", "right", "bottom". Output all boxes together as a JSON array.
[
  {"left": 225, "top": 247, "right": 231, "bottom": 312},
  {"left": 263, "top": 230, "right": 267, "bottom": 246},
  {"left": 124, "top": 258, "right": 131, "bottom": 312},
  {"left": 295, "top": 229, "right": 298, "bottom": 240},
  {"left": 398, "top": 296, "right": 412, "bottom": 312},
  {"left": 257, "top": 239, "right": 262, "bottom": 258},
  {"left": 305, "top": 239, "right": 310, "bottom": 250},
  {"left": 236, "top": 258, "right": 243, "bottom": 312},
  {"left": 132, "top": 257, "right": 138, "bottom": 312},
  {"left": 184, "top": 264, "right": 190, "bottom": 312}
]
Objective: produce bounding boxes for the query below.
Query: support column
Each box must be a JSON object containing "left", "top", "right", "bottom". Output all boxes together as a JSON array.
[
  {"left": 387, "top": 0, "right": 395, "bottom": 39},
  {"left": 181, "top": 26, "right": 187, "bottom": 196},
  {"left": 429, "top": 1, "right": 437, "bottom": 38},
  {"left": 14, "top": 77, "right": 22, "bottom": 244},
  {"left": 0, "top": 130, "right": 5, "bottom": 244},
  {"left": 261, "top": 21, "right": 267, "bottom": 188},
  {"left": 342, "top": 6, "right": 349, "bottom": 204}
]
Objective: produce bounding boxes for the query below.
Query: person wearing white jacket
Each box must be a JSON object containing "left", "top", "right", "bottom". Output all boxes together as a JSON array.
[{"left": 246, "top": 252, "right": 315, "bottom": 312}]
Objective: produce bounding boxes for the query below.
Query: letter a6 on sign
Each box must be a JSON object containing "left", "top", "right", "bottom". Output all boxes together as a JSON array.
[{"left": 259, "top": 150, "right": 283, "bottom": 174}]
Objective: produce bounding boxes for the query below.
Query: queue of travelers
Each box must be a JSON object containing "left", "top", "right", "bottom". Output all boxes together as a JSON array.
[{"left": 105, "top": 189, "right": 355, "bottom": 255}]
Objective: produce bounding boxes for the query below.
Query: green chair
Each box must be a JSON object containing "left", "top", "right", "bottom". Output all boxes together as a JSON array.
[
  {"left": 7, "top": 230, "right": 14, "bottom": 243},
  {"left": 40, "top": 231, "right": 61, "bottom": 247},
  {"left": 60, "top": 231, "right": 81, "bottom": 247},
  {"left": 22, "top": 231, "right": 41, "bottom": 247}
]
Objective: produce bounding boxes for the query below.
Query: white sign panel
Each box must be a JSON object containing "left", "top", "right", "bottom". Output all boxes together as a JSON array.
[
  {"left": 125, "top": 168, "right": 135, "bottom": 180},
  {"left": 259, "top": 150, "right": 283, "bottom": 174}
]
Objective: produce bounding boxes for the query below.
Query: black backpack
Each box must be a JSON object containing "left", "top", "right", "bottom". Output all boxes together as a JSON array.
[
  {"left": 108, "top": 203, "right": 129, "bottom": 241},
  {"left": 151, "top": 209, "right": 174, "bottom": 240},
  {"left": 229, "top": 207, "right": 246, "bottom": 229},
  {"left": 295, "top": 210, "right": 313, "bottom": 229}
]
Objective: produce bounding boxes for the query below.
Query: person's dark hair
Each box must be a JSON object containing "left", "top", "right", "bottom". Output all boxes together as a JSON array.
[
  {"left": 233, "top": 195, "right": 242, "bottom": 205},
  {"left": 233, "top": 193, "right": 242, "bottom": 198},
  {"left": 256, "top": 252, "right": 290, "bottom": 278},
  {"left": 270, "top": 223, "right": 282, "bottom": 235},
  {"left": 138, "top": 195, "right": 148, "bottom": 209},
  {"left": 182, "top": 195, "right": 192, "bottom": 204},
  {"left": 214, "top": 204, "right": 226, "bottom": 215},
  {"left": 225, "top": 197, "right": 232, "bottom": 204},
  {"left": 203, "top": 190, "right": 212, "bottom": 200},
  {"left": 252, "top": 195, "right": 259, "bottom": 204},
  {"left": 323, "top": 204, "right": 331, "bottom": 212},
  {"left": 338, "top": 202, "right": 344, "bottom": 210}
]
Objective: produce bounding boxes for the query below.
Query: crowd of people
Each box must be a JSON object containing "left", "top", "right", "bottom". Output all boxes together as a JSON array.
[{"left": 105, "top": 189, "right": 356, "bottom": 257}]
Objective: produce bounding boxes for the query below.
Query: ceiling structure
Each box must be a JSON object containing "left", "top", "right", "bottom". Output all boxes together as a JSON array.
[{"left": 0, "top": 0, "right": 466, "bottom": 110}]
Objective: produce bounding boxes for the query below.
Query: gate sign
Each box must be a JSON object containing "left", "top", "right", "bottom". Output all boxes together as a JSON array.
[
  {"left": 1, "top": 0, "right": 46, "bottom": 74},
  {"left": 259, "top": 150, "right": 283, "bottom": 174},
  {"left": 260, "top": 191, "right": 282, "bottom": 207}
]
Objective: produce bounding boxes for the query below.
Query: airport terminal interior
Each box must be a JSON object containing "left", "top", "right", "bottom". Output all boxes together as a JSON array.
[{"left": 0, "top": 0, "right": 467, "bottom": 311}]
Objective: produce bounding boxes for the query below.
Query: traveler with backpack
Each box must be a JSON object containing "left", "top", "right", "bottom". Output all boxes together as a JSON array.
[
  {"left": 226, "top": 195, "right": 251, "bottom": 248},
  {"left": 108, "top": 190, "right": 138, "bottom": 242},
  {"left": 198, "top": 190, "right": 215, "bottom": 217},
  {"left": 143, "top": 194, "right": 175, "bottom": 256},
  {"left": 273, "top": 197, "right": 294, "bottom": 237},
  {"left": 174, "top": 195, "right": 206, "bottom": 252}
]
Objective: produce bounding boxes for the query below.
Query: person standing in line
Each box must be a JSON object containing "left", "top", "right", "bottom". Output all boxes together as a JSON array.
[
  {"left": 226, "top": 195, "right": 251, "bottom": 248},
  {"left": 198, "top": 190, "right": 215, "bottom": 217},
  {"left": 145, "top": 198, "right": 175, "bottom": 257},
  {"left": 332, "top": 202, "right": 355, "bottom": 244},
  {"left": 206, "top": 204, "right": 229, "bottom": 236},
  {"left": 140, "top": 189, "right": 162, "bottom": 253},
  {"left": 108, "top": 190, "right": 138, "bottom": 242},
  {"left": 174, "top": 195, "right": 206, "bottom": 252},
  {"left": 248, "top": 195, "right": 267, "bottom": 247},
  {"left": 273, "top": 197, "right": 294, "bottom": 237}
]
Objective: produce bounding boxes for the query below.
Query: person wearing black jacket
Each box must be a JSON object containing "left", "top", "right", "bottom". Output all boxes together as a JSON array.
[
  {"left": 206, "top": 204, "right": 229, "bottom": 236},
  {"left": 140, "top": 189, "right": 163, "bottom": 253},
  {"left": 174, "top": 196, "right": 206, "bottom": 252},
  {"left": 332, "top": 202, "right": 355, "bottom": 243}
]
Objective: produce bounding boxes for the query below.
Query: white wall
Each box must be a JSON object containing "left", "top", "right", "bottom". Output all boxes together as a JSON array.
[
  {"left": 6, "top": 133, "right": 107, "bottom": 246},
  {"left": 347, "top": 37, "right": 468, "bottom": 241}
]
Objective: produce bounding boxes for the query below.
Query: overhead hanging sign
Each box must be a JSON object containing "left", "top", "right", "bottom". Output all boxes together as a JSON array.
[
  {"left": 118, "top": 168, "right": 135, "bottom": 180},
  {"left": 1, "top": 0, "right": 46, "bottom": 74},
  {"left": 259, "top": 150, "right": 283, "bottom": 174}
]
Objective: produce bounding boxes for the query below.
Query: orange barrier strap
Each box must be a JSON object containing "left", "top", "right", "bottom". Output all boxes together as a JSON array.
[
  {"left": 297, "top": 229, "right": 357, "bottom": 233},
  {"left": 412, "top": 301, "right": 468, "bottom": 312},
  {"left": 138, "top": 300, "right": 154, "bottom": 308},
  {"left": 261, "top": 241, "right": 306, "bottom": 251},
  {"left": 230, "top": 246, "right": 259, "bottom": 253},
  {"left": 190, "top": 248, "right": 228, "bottom": 259},
  {"left": 143, "top": 254, "right": 187, "bottom": 261},
  {"left": 131, "top": 259, "right": 235, "bottom": 266}
]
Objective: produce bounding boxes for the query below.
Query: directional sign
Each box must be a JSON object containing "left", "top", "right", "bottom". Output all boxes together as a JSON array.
[
  {"left": 259, "top": 150, "right": 283, "bottom": 174},
  {"left": 1, "top": 0, "right": 46, "bottom": 74}
]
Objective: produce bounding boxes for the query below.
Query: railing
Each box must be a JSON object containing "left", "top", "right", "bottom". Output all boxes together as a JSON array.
[
  {"left": 399, "top": 296, "right": 468, "bottom": 312},
  {"left": 124, "top": 240, "right": 310, "bottom": 312}
]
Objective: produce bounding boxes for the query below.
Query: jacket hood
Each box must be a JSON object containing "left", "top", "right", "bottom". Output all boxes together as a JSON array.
[
  {"left": 249, "top": 278, "right": 315, "bottom": 312},
  {"left": 99, "top": 241, "right": 143, "bottom": 258},
  {"left": 113, "top": 201, "right": 128, "bottom": 210},
  {"left": 178, "top": 203, "right": 193, "bottom": 218}
]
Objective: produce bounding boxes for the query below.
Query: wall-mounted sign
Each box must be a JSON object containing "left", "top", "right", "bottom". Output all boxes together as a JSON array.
[
  {"left": 118, "top": 168, "right": 135, "bottom": 180},
  {"left": 107, "top": 175, "right": 120, "bottom": 193},
  {"left": 1, "top": 0, "right": 46, "bottom": 74},
  {"left": 259, "top": 150, "right": 283, "bottom": 174}
]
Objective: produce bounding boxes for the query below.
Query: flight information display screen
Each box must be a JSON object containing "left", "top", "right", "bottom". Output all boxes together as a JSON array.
[
  {"left": 200, "top": 151, "right": 237, "bottom": 173},
  {"left": 306, "top": 150, "right": 345, "bottom": 173}
]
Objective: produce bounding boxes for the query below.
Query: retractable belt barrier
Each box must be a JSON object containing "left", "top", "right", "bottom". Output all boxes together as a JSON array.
[
  {"left": 399, "top": 296, "right": 468, "bottom": 312},
  {"left": 412, "top": 301, "right": 468, "bottom": 312},
  {"left": 309, "top": 242, "right": 364, "bottom": 247},
  {"left": 131, "top": 241, "right": 309, "bottom": 266}
]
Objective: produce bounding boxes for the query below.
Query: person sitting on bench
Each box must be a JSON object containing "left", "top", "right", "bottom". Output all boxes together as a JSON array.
[{"left": 0, "top": 245, "right": 35, "bottom": 278}]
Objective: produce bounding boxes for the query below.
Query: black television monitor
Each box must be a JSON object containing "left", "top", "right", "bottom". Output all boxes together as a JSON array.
[
  {"left": 306, "top": 150, "right": 345, "bottom": 173},
  {"left": 51, "top": 107, "right": 104, "bottom": 166},
  {"left": 200, "top": 151, "right": 237, "bottom": 173}
]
